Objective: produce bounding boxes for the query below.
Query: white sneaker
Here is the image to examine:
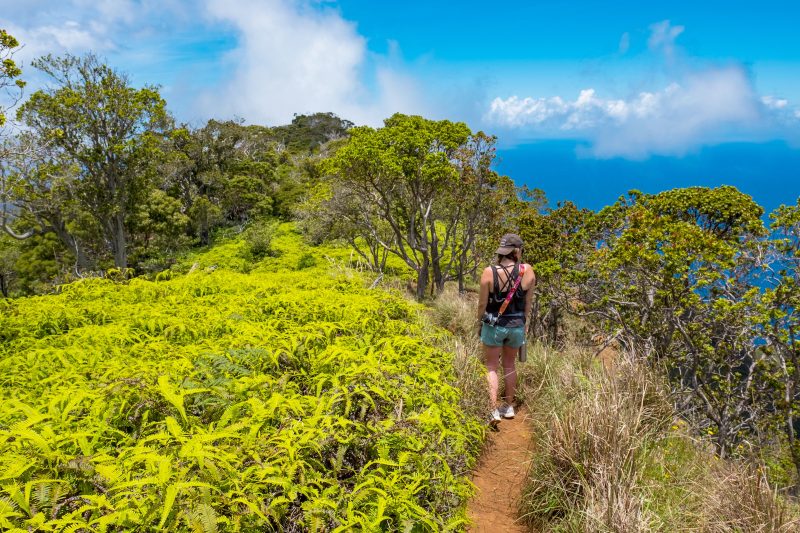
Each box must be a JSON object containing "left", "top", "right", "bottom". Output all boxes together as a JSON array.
[
  {"left": 501, "top": 404, "right": 515, "bottom": 419},
  {"left": 489, "top": 408, "right": 502, "bottom": 427}
]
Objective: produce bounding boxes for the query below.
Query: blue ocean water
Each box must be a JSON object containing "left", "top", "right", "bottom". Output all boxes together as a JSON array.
[{"left": 494, "top": 140, "right": 800, "bottom": 215}]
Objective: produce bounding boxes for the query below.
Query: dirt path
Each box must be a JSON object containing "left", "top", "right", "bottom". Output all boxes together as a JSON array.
[{"left": 466, "top": 407, "right": 534, "bottom": 532}]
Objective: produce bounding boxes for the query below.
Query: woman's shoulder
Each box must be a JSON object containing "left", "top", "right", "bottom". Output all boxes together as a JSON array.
[{"left": 522, "top": 263, "right": 536, "bottom": 279}]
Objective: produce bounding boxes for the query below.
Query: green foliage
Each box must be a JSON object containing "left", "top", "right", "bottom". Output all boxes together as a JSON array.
[
  {"left": 130, "top": 189, "right": 191, "bottom": 268},
  {"left": 0, "top": 29, "right": 25, "bottom": 127},
  {"left": 0, "top": 233, "right": 21, "bottom": 297},
  {"left": 3, "top": 233, "right": 66, "bottom": 295},
  {"left": 518, "top": 186, "right": 800, "bottom": 492},
  {"left": 269, "top": 112, "right": 353, "bottom": 153},
  {"left": 516, "top": 199, "right": 592, "bottom": 343},
  {"left": 296, "top": 252, "right": 316, "bottom": 270},
  {"left": 0, "top": 228, "right": 482, "bottom": 530},
  {"left": 317, "top": 114, "right": 518, "bottom": 298},
  {"left": 241, "top": 220, "right": 278, "bottom": 261},
  {"left": 188, "top": 197, "right": 224, "bottom": 246},
  {"left": 5, "top": 92, "right": 333, "bottom": 291},
  {"left": 17, "top": 53, "right": 171, "bottom": 269},
  {"left": 547, "top": 187, "right": 775, "bottom": 455}
]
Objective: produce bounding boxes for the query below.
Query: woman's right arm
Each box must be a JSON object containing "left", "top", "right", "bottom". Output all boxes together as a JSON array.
[
  {"left": 477, "top": 267, "right": 491, "bottom": 320},
  {"left": 476, "top": 268, "right": 491, "bottom": 336}
]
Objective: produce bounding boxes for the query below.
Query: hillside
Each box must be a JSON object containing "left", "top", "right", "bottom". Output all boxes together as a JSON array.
[{"left": 0, "top": 225, "right": 483, "bottom": 531}]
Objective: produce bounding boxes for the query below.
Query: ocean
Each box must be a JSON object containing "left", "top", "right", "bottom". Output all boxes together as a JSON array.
[{"left": 494, "top": 140, "right": 800, "bottom": 215}]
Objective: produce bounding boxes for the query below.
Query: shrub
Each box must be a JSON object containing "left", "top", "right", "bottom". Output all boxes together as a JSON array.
[
  {"left": 0, "top": 236, "right": 483, "bottom": 531},
  {"left": 242, "top": 220, "right": 279, "bottom": 260},
  {"left": 296, "top": 252, "right": 316, "bottom": 270}
]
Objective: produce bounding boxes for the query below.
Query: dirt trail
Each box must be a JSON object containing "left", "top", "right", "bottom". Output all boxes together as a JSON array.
[{"left": 466, "top": 407, "right": 534, "bottom": 532}]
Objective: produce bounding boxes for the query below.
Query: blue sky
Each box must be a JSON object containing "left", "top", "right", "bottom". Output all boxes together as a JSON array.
[{"left": 1, "top": 0, "right": 799, "bottom": 209}]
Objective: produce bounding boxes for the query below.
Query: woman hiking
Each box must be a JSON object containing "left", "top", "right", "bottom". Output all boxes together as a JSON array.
[{"left": 476, "top": 233, "right": 535, "bottom": 427}]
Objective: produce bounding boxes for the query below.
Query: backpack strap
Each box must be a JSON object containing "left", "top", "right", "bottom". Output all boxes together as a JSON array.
[{"left": 497, "top": 264, "right": 525, "bottom": 317}]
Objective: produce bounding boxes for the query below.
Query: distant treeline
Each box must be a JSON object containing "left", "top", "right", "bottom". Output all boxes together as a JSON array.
[{"left": 0, "top": 53, "right": 352, "bottom": 294}]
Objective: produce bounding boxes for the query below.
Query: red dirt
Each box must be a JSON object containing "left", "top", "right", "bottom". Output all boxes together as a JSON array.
[{"left": 467, "top": 407, "right": 534, "bottom": 533}]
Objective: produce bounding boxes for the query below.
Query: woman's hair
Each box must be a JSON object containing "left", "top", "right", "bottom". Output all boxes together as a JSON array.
[{"left": 496, "top": 249, "right": 520, "bottom": 263}]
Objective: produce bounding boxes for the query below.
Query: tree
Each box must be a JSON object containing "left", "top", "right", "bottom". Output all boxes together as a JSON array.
[
  {"left": 319, "top": 114, "right": 518, "bottom": 299},
  {"left": 1, "top": 134, "right": 95, "bottom": 269},
  {"left": 763, "top": 200, "right": 800, "bottom": 481},
  {"left": 270, "top": 112, "right": 353, "bottom": 153},
  {"left": 129, "top": 188, "right": 190, "bottom": 266},
  {"left": 164, "top": 119, "right": 301, "bottom": 237},
  {"left": 17, "top": 53, "right": 170, "bottom": 269},
  {"left": 573, "top": 186, "right": 771, "bottom": 455},
  {"left": 517, "top": 199, "right": 592, "bottom": 343},
  {"left": 447, "top": 132, "right": 520, "bottom": 293}
]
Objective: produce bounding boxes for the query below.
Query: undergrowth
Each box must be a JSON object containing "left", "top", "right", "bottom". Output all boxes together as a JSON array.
[
  {"left": 518, "top": 342, "right": 800, "bottom": 532},
  {"left": 0, "top": 225, "right": 483, "bottom": 531}
]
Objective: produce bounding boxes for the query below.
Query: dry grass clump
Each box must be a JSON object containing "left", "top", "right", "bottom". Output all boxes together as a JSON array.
[
  {"left": 519, "top": 344, "right": 800, "bottom": 532},
  {"left": 428, "top": 286, "right": 488, "bottom": 424},
  {"left": 429, "top": 284, "right": 481, "bottom": 340},
  {"left": 700, "top": 463, "right": 797, "bottom": 532}
]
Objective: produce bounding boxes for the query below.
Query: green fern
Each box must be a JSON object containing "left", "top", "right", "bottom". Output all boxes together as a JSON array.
[{"left": 0, "top": 223, "right": 484, "bottom": 530}]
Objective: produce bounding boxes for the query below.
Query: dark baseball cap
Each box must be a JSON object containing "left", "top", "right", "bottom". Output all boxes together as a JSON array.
[{"left": 496, "top": 233, "right": 524, "bottom": 255}]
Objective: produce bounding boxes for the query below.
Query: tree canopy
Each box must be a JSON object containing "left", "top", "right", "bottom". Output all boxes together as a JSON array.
[{"left": 312, "top": 113, "right": 518, "bottom": 299}]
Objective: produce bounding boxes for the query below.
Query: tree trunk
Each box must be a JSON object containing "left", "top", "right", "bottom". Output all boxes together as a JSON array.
[
  {"left": 112, "top": 213, "right": 128, "bottom": 269},
  {"left": 51, "top": 223, "right": 92, "bottom": 271},
  {"left": 432, "top": 261, "right": 445, "bottom": 293},
  {"left": 0, "top": 273, "right": 8, "bottom": 298},
  {"left": 416, "top": 260, "right": 429, "bottom": 301},
  {"left": 430, "top": 220, "right": 445, "bottom": 294},
  {"left": 73, "top": 242, "right": 91, "bottom": 271}
]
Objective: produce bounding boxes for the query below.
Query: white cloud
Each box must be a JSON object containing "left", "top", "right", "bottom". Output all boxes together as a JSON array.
[
  {"left": 197, "top": 0, "right": 424, "bottom": 126},
  {"left": 0, "top": 0, "right": 189, "bottom": 64},
  {"left": 485, "top": 20, "right": 800, "bottom": 158},
  {"left": 1, "top": 0, "right": 424, "bottom": 125},
  {"left": 485, "top": 65, "right": 794, "bottom": 158},
  {"left": 648, "top": 20, "right": 684, "bottom": 60},
  {"left": 762, "top": 95, "right": 788, "bottom": 109},
  {"left": 30, "top": 21, "right": 107, "bottom": 52},
  {"left": 1, "top": 21, "right": 108, "bottom": 65}
]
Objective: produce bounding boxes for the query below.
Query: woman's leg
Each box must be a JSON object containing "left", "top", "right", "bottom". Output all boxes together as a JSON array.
[
  {"left": 501, "top": 345, "right": 518, "bottom": 406},
  {"left": 484, "top": 344, "right": 502, "bottom": 409}
]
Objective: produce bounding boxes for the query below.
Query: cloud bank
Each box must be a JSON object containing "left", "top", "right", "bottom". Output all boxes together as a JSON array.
[
  {"left": 485, "top": 20, "right": 799, "bottom": 159},
  {"left": 199, "top": 0, "right": 424, "bottom": 126},
  {"left": 1, "top": 0, "right": 424, "bottom": 126}
]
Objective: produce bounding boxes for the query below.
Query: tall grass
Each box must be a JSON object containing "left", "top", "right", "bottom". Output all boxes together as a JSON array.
[
  {"left": 428, "top": 286, "right": 488, "bottom": 425},
  {"left": 518, "top": 343, "right": 800, "bottom": 532}
]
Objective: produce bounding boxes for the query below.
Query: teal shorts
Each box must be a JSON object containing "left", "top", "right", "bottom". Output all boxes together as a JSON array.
[{"left": 480, "top": 323, "right": 525, "bottom": 348}]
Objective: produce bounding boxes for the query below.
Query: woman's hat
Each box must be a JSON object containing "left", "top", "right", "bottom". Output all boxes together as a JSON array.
[{"left": 496, "top": 233, "right": 524, "bottom": 255}]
